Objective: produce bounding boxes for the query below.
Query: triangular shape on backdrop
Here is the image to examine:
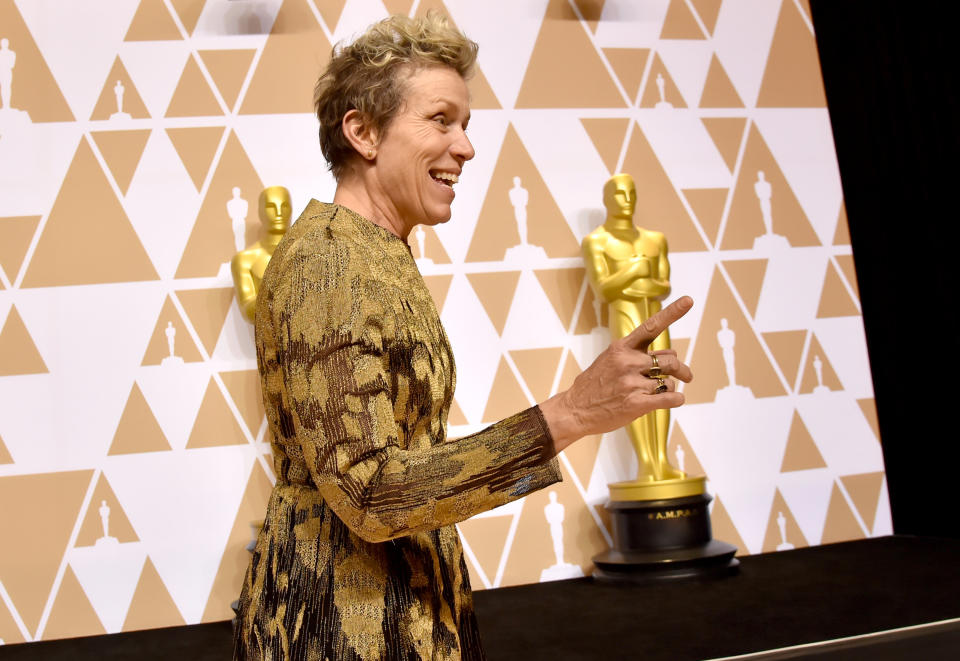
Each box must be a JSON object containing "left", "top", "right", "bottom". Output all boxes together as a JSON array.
[
  {"left": 816, "top": 260, "right": 859, "bottom": 318},
  {"left": 833, "top": 255, "right": 859, "bottom": 300},
  {"left": 219, "top": 370, "right": 265, "bottom": 437},
  {"left": 0, "top": 593, "right": 24, "bottom": 643},
  {"left": 709, "top": 496, "right": 748, "bottom": 556},
  {"left": 175, "top": 132, "right": 263, "bottom": 277},
  {"left": 581, "top": 118, "right": 631, "bottom": 175},
  {"left": 309, "top": 0, "right": 346, "bottom": 32},
  {"left": 165, "top": 53, "right": 223, "bottom": 117},
  {"left": 671, "top": 337, "right": 691, "bottom": 364},
  {"left": 573, "top": 0, "right": 606, "bottom": 32},
  {"left": 75, "top": 473, "right": 140, "bottom": 547},
  {"left": 166, "top": 126, "right": 225, "bottom": 192},
  {"left": 466, "top": 272, "right": 520, "bottom": 336},
  {"left": 510, "top": 348, "right": 564, "bottom": 403},
  {"left": 722, "top": 258, "right": 767, "bottom": 318},
  {"left": 701, "top": 117, "right": 746, "bottom": 173},
  {"left": 177, "top": 287, "right": 234, "bottom": 355},
  {"left": 857, "top": 398, "right": 880, "bottom": 442},
  {"left": 796, "top": 0, "right": 813, "bottom": 23},
  {"left": 534, "top": 268, "right": 586, "bottom": 331},
  {"left": 756, "top": 0, "right": 826, "bottom": 108},
  {"left": 108, "top": 383, "right": 173, "bottom": 456},
  {"left": 798, "top": 334, "right": 843, "bottom": 393},
  {"left": 411, "top": 225, "right": 451, "bottom": 264},
  {"left": 573, "top": 286, "right": 601, "bottom": 334},
  {"left": 0, "top": 434, "right": 12, "bottom": 465},
  {"left": 90, "top": 57, "right": 151, "bottom": 120},
  {"left": 554, "top": 351, "right": 582, "bottom": 393},
  {"left": 660, "top": 0, "right": 706, "bottom": 39},
  {"left": 481, "top": 358, "right": 530, "bottom": 423},
  {"left": 0, "top": 306, "right": 49, "bottom": 376},
  {"left": 667, "top": 422, "right": 705, "bottom": 477},
  {"left": 40, "top": 566, "right": 105, "bottom": 640},
  {"left": 691, "top": 0, "right": 722, "bottom": 35},
  {"left": 465, "top": 124, "right": 578, "bottom": 261},
  {"left": 422, "top": 275, "right": 453, "bottom": 314},
  {"left": 720, "top": 123, "right": 820, "bottom": 249},
  {"left": 448, "top": 398, "right": 468, "bottom": 426},
  {"left": 682, "top": 188, "right": 727, "bottom": 247},
  {"left": 820, "top": 482, "right": 865, "bottom": 544},
  {"left": 762, "top": 330, "right": 807, "bottom": 389},
  {"left": 600, "top": 49, "right": 650, "bottom": 103},
  {"left": 780, "top": 410, "right": 826, "bottom": 472},
  {"left": 833, "top": 203, "right": 850, "bottom": 245},
  {"left": 620, "top": 123, "right": 704, "bottom": 251},
  {"left": 122, "top": 557, "right": 185, "bottom": 631},
  {"left": 382, "top": 0, "right": 415, "bottom": 15},
  {"left": 197, "top": 50, "right": 256, "bottom": 112},
  {"left": 500, "top": 463, "right": 605, "bottom": 583},
  {"left": 0, "top": 1, "right": 74, "bottom": 121},
  {"left": 699, "top": 54, "right": 744, "bottom": 108},
  {"left": 90, "top": 130, "right": 152, "bottom": 195},
  {"left": 141, "top": 295, "right": 204, "bottom": 365},
  {"left": 21, "top": 139, "right": 158, "bottom": 287},
  {"left": 170, "top": 0, "right": 205, "bottom": 35},
  {"left": 186, "top": 378, "right": 250, "bottom": 448},
  {"left": 0, "top": 216, "right": 40, "bottom": 283},
  {"left": 761, "top": 489, "right": 809, "bottom": 552},
  {"left": 684, "top": 268, "right": 785, "bottom": 403},
  {"left": 457, "top": 515, "right": 513, "bottom": 586},
  {"left": 515, "top": 0, "right": 625, "bottom": 108},
  {"left": 201, "top": 461, "right": 273, "bottom": 622},
  {"left": 0, "top": 470, "right": 93, "bottom": 634},
  {"left": 592, "top": 502, "right": 612, "bottom": 539},
  {"left": 240, "top": 0, "right": 330, "bottom": 114},
  {"left": 125, "top": 0, "right": 182, "bottom": 41},
  {"left": 562, "top": 433, "right": 602, "bottom": 489},
  {"left": 639, "top": 53, "right": 687, "bottom": 108},
  {"left": 840, "top": 472, "right": 885, "bottom": 533}
]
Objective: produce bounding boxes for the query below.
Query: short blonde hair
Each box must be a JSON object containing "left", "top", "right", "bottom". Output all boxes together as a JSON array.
[{"left": 314, "top": 13, "right": 478, "bottom": 181}]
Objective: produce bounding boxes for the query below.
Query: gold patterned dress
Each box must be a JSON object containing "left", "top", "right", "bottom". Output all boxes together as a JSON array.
[{"left": 233, "top": 201, "right": 561, "bottom": 661}]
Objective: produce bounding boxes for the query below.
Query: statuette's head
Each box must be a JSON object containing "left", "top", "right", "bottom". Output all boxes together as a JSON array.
[
  {"left": 603, "top": 173, "right": 637, "bottom": 221},
  {"left": 259, "top": 186, "right": 292, "bottom": 231}
]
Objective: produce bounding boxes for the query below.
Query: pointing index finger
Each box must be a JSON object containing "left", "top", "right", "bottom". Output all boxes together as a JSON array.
[{"left": 624, "top": 296, "right": 693, "bottom": 350}]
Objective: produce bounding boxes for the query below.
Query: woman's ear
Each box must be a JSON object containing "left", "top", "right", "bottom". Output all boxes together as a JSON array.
[{"left": 341, "top": 109, "right": 379, "bottom": 160}]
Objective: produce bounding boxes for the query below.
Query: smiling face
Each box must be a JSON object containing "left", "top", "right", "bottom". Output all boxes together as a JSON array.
[{"left": 370, "top": 65, "right": 475, "bottom": 235}]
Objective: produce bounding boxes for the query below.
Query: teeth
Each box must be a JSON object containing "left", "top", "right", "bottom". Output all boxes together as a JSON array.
[{"left": 432, "top": 172, "right": 459, "bottom": 184}]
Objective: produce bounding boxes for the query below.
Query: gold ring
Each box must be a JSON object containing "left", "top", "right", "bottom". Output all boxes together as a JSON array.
[
  {"left": 654, "top": 378, "right": 667, "bottom": 394},
  {"left": 648, "top": 354, "right": 663, "bottom": 378}
]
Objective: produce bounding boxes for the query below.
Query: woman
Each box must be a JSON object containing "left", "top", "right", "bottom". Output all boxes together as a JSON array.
[{"left": 233, "top": 13, "right": 693, "bottom": 660}]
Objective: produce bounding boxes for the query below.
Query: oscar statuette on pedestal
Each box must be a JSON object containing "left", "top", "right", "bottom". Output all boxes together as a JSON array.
[{"left": 583, "top": 173, "right": 738, "bottom": 582}]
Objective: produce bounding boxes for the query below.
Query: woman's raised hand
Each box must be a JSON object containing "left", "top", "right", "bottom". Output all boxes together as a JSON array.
[{"left": 539, "top": 296, "right": 694, "bottom": 453}]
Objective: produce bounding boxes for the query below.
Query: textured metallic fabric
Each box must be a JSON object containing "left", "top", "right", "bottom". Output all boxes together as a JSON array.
[{"left": 233, "top": 201, "right": 561, "bottom": 660}]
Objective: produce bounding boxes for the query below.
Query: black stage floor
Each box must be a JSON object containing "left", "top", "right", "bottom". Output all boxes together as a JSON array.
[{"left": 1, "top": 536, "right": 958, "bottom": 660}]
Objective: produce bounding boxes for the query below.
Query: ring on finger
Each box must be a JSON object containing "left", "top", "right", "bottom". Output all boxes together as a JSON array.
[
  {"left": 654, "top": 377, "right": 668, "bottom": 394},
  {"left": 648, "top": 353, "right": 663, "bottom": 378}
]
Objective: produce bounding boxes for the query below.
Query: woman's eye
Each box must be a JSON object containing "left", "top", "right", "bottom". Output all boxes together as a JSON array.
[{"left": 434, "top": 115, "right": 447, "bottom": 126}]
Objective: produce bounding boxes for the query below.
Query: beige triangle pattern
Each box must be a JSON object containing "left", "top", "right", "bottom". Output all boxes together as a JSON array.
[
  {"left": 682, "top": 188, "right": 727, "bottom": 247},
  {"left": 175, "top": 132, "right": 264, "bottom": 277},
  {"left": 466, "top": 271, "right": 520, "bottom": 335},
  {"left": 840, "top": 472, "right": 885, "bottom": 532},
  {"left": 660, "top": 0, "right": 705, "bottom": 39},
  {"left": 411, "top": 226, "right": 451, "bottom": 264},
  {"left": 125, "top": 0, "right": 182, "bottom": 41},
  {"left": 74, "top": 474, "right": 140, "bottom": 547},
  {"left": 170, "top": 0, "right": 205, "bottom": 35},
  {"left": 534, "top": 268, "right": 585, "bottom": 331},
  {"left": 515, "top": 0, "right": 625, "bottom": 108},
  {"left": 639, "top": 53, "right": 687, "bottom": 108},
  {"left": 820, "top": 482, "right": 865, "bottom": 544},
  {"left": 756, "top": 0, "right": 826, "bottom": 107},
  {"left": 510, "top": 348, "right": 563, "bottom": 403},
  {"left": 0, "top": 433, "right": 13, "bottom": 465},
  {"left": 108, "top": 383, "right": 173, "bottom": 455},
  {"left": 186, "top": 378, "right": 250, "bottom": 448},
  {"left": 581, "top": 117, "right": 631, "bottom": 175},
  {"left": 573, "top": 285, "right": 601, "bottom": 334},
  {"left": 833, "top": 203, "right": 850, "bottom": 245},
  {"left": 0, "top": 216, "right": 40, "bottom": 284},
  {"left": 448, "top": 398, "right": 468, "bottom": 426},
  {"left": 621, "top": 123, "right": 704, "bottom": 251},
  {"left": 40, "top": 566, "right": 105, "bottom": 640},
  {"left": 857, "top": 398, "right": 881, "bottom": 442},
  {"left": 220, "top": 370, "right": 265, "bottom": 437},
  {"left": 481, "top": 357, "right": 529, "bottom": 423},
  {"left": 762, "top": 330, "right": 807, "bottom": 389},
  {"left": 798, "top": 334, "right": 843, "bottom": 393},
  {"left": 90, "top": 57, "right": 151, "bottom": 120},
  {"left": 202, "top": 461, "right": 273, "bottom": 622},
  {"left": 601, "top": 49, "right": 650, "bottom": 103},
  {"left": 780, "top": 410, "right": 826, "bottom": 472},
  {"left": 573, "top": 0, "right": 606, "bottom": 32},
  {"left": 178, "top": 287, "right": 234, "bottom": 355},
  {"left": 383, "top": 0, "right": 415, "bottom": 15},
  {"left": 833, "top": 255, "right": 859, "bottom": 300},
  {"left": 466, "top": 124, "right": 578, "bottom": 261},
  {"left": 722, "top": 258, "right": 768, "bottom": 318},
  {"left": 166, "top": 126, "right": 225, "bottom": 192},
  {"left": 816, "top": 260, "right": 859, "bottom": 318},
  {"left": 699, "top": 54, "right": 744, "bottom": 108},
  {"left": 701, "top": 117, "right": 746, "bottom": 173},
  {"left": 21, "top": 139, "right": 159, "bottom": 288},
  {"left": 309, "top": 0, "right": 347, "bottom": 31},
  {"left": 709, "top": 496, "right": 747, "bottom": 556},
  {"left": 422, "top": 275, "right": 453, "bottom": 314},
  {"left": 91, "top": 129, "right": 152, "bottom": 195},
  {"left": 198, "top": 49, "right": 256, "bottom": 112},
  {"left": 123, "top": 557, "right": 185, "bottom": 631},
  {"left": 0, "top": 1, "right": 75, "bottom": 121},
  {"left": 667, "top": 422, "right": 705, "bottom": 477},
  {"left": 0, "top": 305, "right": 49, "bottom": 376},
  {"left": 690, "top": 0, "right": 722, "bottom": 35},
  {"left": 166, "top": 53, "right": 223, "bottom": 117},
  {"left": 0, "top": 470, "right": 93, "bottom": 634},
  {"left": 554, "top": 351, "right": 582, "bottom": 394},
  {"left": 457, "top": 515, "right": 513, "bottom": 586},
  {"left": 562, "top": 433, "right": 601, "bottom": 488},
  {"left": 141, "top": 295, "right": 204, "bottom": 365},
  {"left": 0, "top": 592, "right": 24, "bottom": 643},
  {"left": 761, "top": 489, "right": 808, "bottom": 552}
]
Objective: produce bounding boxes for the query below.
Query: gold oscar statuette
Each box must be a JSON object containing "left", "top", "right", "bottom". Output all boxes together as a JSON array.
[
  {"left": 231, "top": 186, "right": 292, "bottom": 323},
  {"left": 585, "top": 173, "right": 737, "bottom": 582}
]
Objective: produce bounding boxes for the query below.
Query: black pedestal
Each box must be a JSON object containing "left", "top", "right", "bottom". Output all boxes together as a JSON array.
[{"left": 593, "top": 494, "right": 739, "bottom": 583}]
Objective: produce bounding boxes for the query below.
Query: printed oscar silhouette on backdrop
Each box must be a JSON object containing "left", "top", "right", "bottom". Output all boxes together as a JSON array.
[
  {"left": 231, "top": 186, "right": 292, "bottom": 322},
  {"left": 504, "top": 176, "right": 547, "bottom": 262},
  {"left": 752, "top": 170, "right": 790, "bottom": 251},
  {"left": 540, "top": 491, "right": 584, "bottom": 581},
  {"left": 162, "top": 322, "right": 184, "bottom": 366},
  {"left": 0, "top": 37, "right": 30, "bottom": 128},
  {"left": 584, "top": 173, "right": 737, "bottom": 582},
  {"left": 715, "top": 318, "right": 753, "bottom": 402}
]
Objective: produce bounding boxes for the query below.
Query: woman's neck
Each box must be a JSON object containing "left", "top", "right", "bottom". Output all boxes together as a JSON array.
[{"left": 333, "top": 171, "right": 408, "bottom": 239}]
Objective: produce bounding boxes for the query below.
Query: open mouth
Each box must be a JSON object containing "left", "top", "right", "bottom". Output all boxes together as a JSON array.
[{"left": 430, "top": 171, "right": 459, "bottom": 187}]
